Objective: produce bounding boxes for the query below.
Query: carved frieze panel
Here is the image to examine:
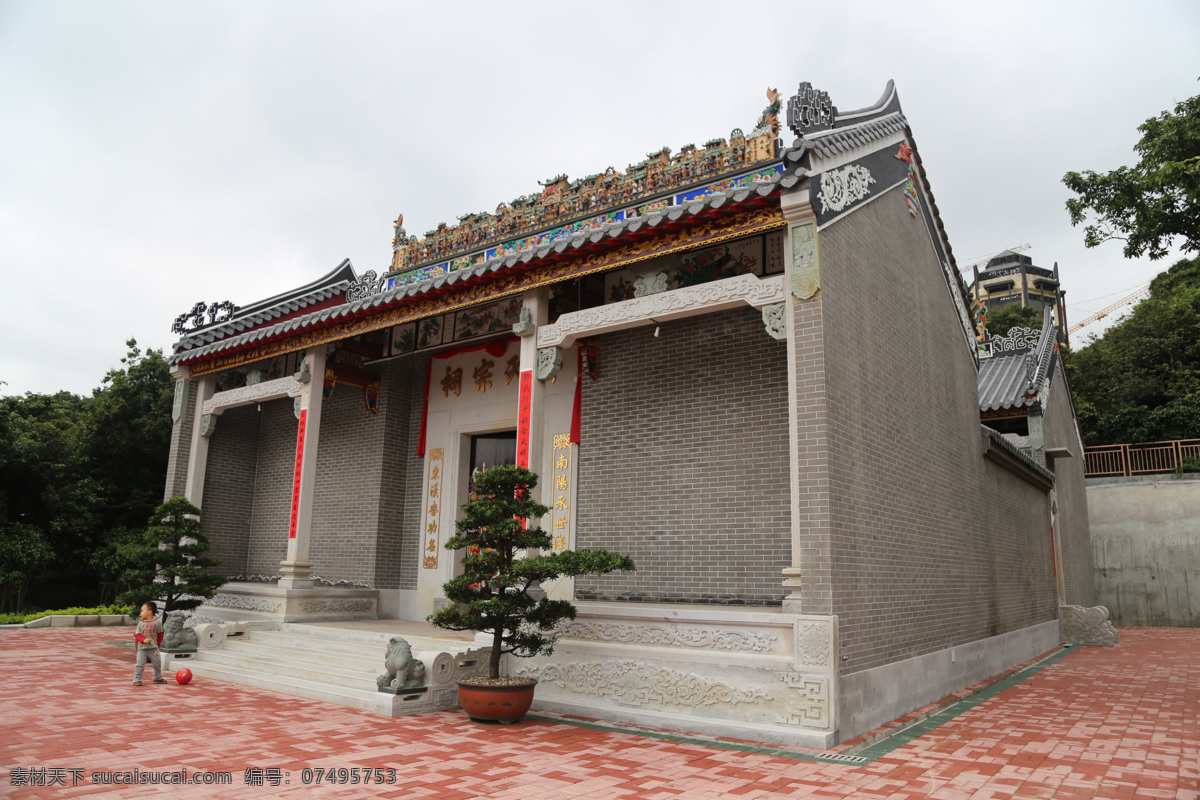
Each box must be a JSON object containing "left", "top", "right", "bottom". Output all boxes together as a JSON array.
[
  {"left": 793, "top": 618, "right": 835, "bottom": 670},
  {"left": 817, "top": 164, "right": 875, "bottom": 214},
  {"left": 1060, "top": 605, "right": 1119, "bottom": 646},
  {"left": 775, "top": 672, "right": 830, "bottom": 728},
  {"left": 560, "top": 621, "right": 777, "bottom": 652},
  {"left": 202, "top": 376, "right": 304, "bottom": 416},
  {"left": 537, "top": 273, "right": 785, "bottom": 348},
  {"left": 205, "top": 595, "right": 282, "bottom": 613},
  {"left": 295, "top": 598, "right": 374, "bottom": 614},
  {"left": 515, "top": 660, "right": 773, "bottom": 709}
]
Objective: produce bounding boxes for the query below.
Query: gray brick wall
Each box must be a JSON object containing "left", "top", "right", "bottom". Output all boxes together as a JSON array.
[
  {"left": 1042, "top": 362, "right": 1095, "bottom": 606},
  {"left": 374, "top": 357, "right": 418, "bottom": 590},
  {"left": 245, "top": 399, "right": 295, "bottom": 575},
  {"left": 200, "top": 404, "right": 259, "bottom": 575},
  {"left": 817, "top": 186, "right": 1058, "bottom": 675},
  {"left": 163, "top": 380, "right": 197, "bottom": 502},
  {"left": 575, "top": 307, "right": 791, "bottom": 605},
  {"left": 309, "top": 376, "right": 386, "bottom": 584}
]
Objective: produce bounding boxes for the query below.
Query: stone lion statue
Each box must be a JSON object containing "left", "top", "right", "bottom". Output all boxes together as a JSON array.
[
  {"left": 377, "top": 637, "right": 426, "bottom": 691},
  {"left": 163, "top": 611, "right": 198, "bottom": 652}
]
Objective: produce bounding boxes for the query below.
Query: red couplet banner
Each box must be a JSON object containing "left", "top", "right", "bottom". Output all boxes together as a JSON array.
[
  {"left": 516, "top": 371, "right": 532, "bottom": 469},
  {"left": 289, "top": 409, "right": 307, "bottom": 539}
]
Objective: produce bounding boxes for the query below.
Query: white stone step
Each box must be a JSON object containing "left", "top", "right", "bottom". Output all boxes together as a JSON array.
[
  {"left": 176, "top": 658, "right": 384, "bottom": 714},
  {"left": 234, "top": 630, "right": 394, "bottom": 662},
  {"left": 195, "top": 649, "right": 382, "bottom": 689},
  {"left": 206, "top": 637, "right": 384, "bottom": 671}
]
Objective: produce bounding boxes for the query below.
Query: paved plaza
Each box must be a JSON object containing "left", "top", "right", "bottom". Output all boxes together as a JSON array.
[{"left": 1, "top": 626, "right": 1196, "bottom": 799}]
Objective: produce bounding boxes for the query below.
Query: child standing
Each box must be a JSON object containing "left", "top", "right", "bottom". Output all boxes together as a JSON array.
[{"left": 132, "top": 601, "right": 165, "bottom": 686}]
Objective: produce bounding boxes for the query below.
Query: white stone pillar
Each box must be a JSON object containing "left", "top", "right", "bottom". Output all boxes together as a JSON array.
[
  {"left": 279, "top": 346, "right": 327, "bottom": 589},
  {"left": 779, "top": 188, "right": 821, "bottom": 614},
  {"left": 518, "top": 287, "right": 550, "bottom": 480},
  {"left": 183, "top": 372, "right": 217, "bottom": 510}
]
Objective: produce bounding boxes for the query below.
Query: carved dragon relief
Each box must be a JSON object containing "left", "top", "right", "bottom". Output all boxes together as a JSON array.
[
  {"left": 559, "top": 621, "right": 778, "bottom": 652},
  {"left": 514, "top": 660, "right": 773, "bottom": 709}
]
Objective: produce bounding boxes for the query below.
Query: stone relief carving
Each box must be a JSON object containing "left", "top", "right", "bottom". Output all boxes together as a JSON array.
[
  {"left": 1060, "top": 605, "right": 1119, "bottom": 646},
  {"left": 202, "top": 375, "right": 304, "bottom": 416},
  {"left": 561, "top": 623, "right": 777, "bottom": 652},
  {"left": 790, "top": 222, "right": 819, "bottom": 300},
  {"left": 172, "top": 379, "right": 189, "bottom": 423},
  {"left": 199, "top": 414, "right": 217, "bottom": 438},
  {"left": 761, "top": 303, "right": 786, "bottom": 341},
  {"left": 633, "top": 271, "right": 669, "bottom": 298},
  {"left": 560, "top": 621, "right": 777, "bottom": 653},
  {"left": 205, "top": 595, "right": 282, "bottom": 613},
  {"left": 514, "top": 661, "right": 773, "bottom": 709},
  {"left": 817, "top": 164, "right": 876, "bottom": 214},
  {"left": 536, "top": 346, "right": 564, "bottom": 381},
  {"left": 512, "top": 306, "right": 535, "bottom": 337},
  {"left": 294, "top": 397, "right": 302, "bottom": 420},
  {"left": 775, "top": 672, "right": 830, "bottom": 728},
  {"left": 794, "top": 619, "right": 834, "bottom": 669},
  {"left": 295, "top": 598, "right": 374, "bottom": 614},
  {"left": 538, "top": 274, "right": 785, "bottom": 348}
]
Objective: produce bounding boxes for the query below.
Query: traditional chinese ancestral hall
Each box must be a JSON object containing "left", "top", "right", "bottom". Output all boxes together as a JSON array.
[{"left": 165, "top": 81, "right": 1099, "bottom": 747}]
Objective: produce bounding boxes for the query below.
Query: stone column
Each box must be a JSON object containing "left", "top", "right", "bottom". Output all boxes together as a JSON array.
[
  {"left": 518, "top": 287, "right": 550, "bottom": 480},
  {"left": 183, "top": 372, "right": 217, "bottom": 509},
  {"left": 779, "top": 188, "right": 826, "bottom": 614},
  {"left": 279, "top": 346, "right": 327, "bottom": 589}
]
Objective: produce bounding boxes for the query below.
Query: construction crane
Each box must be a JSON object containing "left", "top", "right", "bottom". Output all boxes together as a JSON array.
[
  {"left": 959, "top": 243, "right": 1032, "bottom": 274},
  {"left": 1067, "top": 283, "right": 1150, "bottom": 334}
]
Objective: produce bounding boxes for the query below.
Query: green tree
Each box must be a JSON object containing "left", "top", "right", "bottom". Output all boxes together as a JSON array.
[
  {"left": 118, "top": 497, "right": 225, "bottom": 613},
  {"left": 1063, "top": 256, "right": 1200, "bottom": 444},
  {"left": 985, "top": 303, "right": 1043, "bottom": 337},
  {"left": 0, "top": 524, "right": 55, "bottom": 612},
  {"left": 428, "top": 466, "right": 634, "bottom": 680},
  {"left": 87, "top": 340, "right": 173, "bottom": 534},
  {"left": 1063, "top": 85, "right": 1200, "bottom": 260}
]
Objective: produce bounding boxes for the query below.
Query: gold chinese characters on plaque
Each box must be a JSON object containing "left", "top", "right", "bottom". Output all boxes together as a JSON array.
[
  {"left": 550, "top": 434, "right": 572, "bottom": 552},
  {"left": 422, "top": 448, "right": 444, "bottom": 569}
]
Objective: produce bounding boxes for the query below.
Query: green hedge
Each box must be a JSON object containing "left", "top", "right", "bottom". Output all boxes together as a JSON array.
[{"left": 0, "top": 605, "right": 134, "bottom": 625}]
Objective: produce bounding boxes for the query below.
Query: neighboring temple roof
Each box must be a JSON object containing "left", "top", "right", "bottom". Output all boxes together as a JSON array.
[
  {"left": 169, "top": 80, "right": 968, "bottom": 371},
  {"left": 977, "top": 315, "right": 1058, "bottom": 412}
]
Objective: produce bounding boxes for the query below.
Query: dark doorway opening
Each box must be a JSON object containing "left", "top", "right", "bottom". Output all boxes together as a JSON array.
[{"left": 469, "top": 431, "right": 517, "bottom": 494}]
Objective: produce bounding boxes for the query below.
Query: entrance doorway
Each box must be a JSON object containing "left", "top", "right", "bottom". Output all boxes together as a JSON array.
[{"left": 468, "top": 430, "right": 517, "bottom": 495}]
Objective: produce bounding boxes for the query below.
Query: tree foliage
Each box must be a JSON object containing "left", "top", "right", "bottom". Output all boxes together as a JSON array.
[
  {"left": 0, "top": 339, "right": 173, "bottom": 609},
  {"left": 985, "top": 303, "right": 1043, "bottom": 337},
  {"left": 1063, "top": 256, "right": 1200, "bottom": 445},
  {"left": 1063, "top": 86, "right": 1200, "bottom": 260},
  {"left": 0, "top": 524, "right": 55, "bottom": 612},
  {"left": 428, "top": 466, "right": 635, "bottom": 680},
  {"left": 117, "top": 497, "right": 225, "bottom": 613}
]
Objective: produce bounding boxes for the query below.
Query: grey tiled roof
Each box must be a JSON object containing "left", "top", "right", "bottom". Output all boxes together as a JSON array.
[
  {"left": 981, "top": 424, "right": 1055, "bottom": 484},
  {"left": 978, "top": 317, "right": 1059, "bottom": 412},
  {"left": 169, "top": 173, "right": 799, "bottom": 365},
  {"left": 792, "top": 113, "right": 909, "bottom": 161}
]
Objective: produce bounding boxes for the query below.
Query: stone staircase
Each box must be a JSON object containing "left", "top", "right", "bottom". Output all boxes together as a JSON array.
[{"left": 163, "top": 622, "right": 490, "bottom": 717}]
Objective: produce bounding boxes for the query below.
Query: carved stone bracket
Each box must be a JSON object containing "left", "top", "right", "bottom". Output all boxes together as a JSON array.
[
  {"left": 633, "top": 271, "right": 669, "bottom": 298},
  {"left": 294, "top": 397, "right": 302, "bottom": 420},
  {"left": 536, "top": 347, "right": 564, "bottom": 381},
  {"left": 199, "top": 414, "right": 217, "bottom": 438},
  {"left": 1060, "top": 605, "right": 1119, "bottom": 646},
  {"left": 762, "top": 303, "right": 786, "bottom": 340},
  {"left": 512, "top": 306, "right": 535, "bottom": 337},
  {"left": 172, "top": 379, "right": 190, "bottom": 423},
  {"left": 202, "top": 375, "right": 305, "bottom": 416},
  {"left": 538, "top": 273, "right": 785, "bottom": 349}
]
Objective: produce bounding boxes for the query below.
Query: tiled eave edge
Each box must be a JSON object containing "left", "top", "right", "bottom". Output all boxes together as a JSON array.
[
  {"left": 175, "top": 186, "right": 795, "bottom": 377},
  {"left": 981, "top": 425, "right": 1055, "bottom": 492},
  {"left": 172, "top": 283, "right": 350, "bottom": 355}
]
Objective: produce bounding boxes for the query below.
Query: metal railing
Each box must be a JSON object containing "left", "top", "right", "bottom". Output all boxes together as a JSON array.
[{"left": 1084, "top": 439, "right": 1200, "bottom": 477}]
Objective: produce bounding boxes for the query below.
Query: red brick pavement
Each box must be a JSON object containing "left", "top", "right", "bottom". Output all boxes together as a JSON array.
[{"left": 1, "top": 626, "right": 1196, "bottom": 799}]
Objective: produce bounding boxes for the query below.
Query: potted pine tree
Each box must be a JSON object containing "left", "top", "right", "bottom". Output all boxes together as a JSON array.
[{"left": 428, "top": 465, "right": 634, "bottom": 723}]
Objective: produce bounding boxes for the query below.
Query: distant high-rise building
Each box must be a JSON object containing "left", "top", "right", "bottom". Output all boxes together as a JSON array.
[{"left": 970, "top": 251, "right": 1070, "bottom": 347}]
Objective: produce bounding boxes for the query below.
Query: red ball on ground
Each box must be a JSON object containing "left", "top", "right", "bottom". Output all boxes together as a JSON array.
[{"left": 175, "top": 668, "right": 193, "bottom": 685}]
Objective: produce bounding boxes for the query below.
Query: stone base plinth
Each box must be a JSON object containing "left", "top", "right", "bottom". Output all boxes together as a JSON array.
[{"left": 196, "top": 582, "right": 379, "bottom": 623}]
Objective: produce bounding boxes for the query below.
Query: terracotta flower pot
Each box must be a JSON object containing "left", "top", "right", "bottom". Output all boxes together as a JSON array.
[{"left": 457, "top": 678, "right": 538, "bottom": 724}]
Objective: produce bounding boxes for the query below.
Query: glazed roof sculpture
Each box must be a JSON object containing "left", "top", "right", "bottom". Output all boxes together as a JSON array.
[{"left": 170, "top": 80, "right": 972, "bottom": 373}]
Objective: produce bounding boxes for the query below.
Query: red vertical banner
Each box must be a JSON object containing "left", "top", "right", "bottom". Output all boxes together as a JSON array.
[
  {"left": 289, "top": 409, "right": 307, "bottom": 539},
  {"left": 516, "top": 370, "right": 532, "bottom": 469}
]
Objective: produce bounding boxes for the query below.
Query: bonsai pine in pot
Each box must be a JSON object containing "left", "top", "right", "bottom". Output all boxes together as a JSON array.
[{"left": 428, "top": 464, "right": 634, "bottom": 723}]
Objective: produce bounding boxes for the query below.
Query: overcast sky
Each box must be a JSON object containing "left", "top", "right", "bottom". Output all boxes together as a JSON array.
[{"left": 1, "top": 1, "right": 1197, "bottom": 397}]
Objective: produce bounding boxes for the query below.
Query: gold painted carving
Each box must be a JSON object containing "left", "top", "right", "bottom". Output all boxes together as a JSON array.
[
  {"left": 789, "top": 221, "right": 820, "bottom": 300},
  {"left": 422, "top": 449, "right": 444, "bottom": 569},
  {"left": 550, "top": 434, "right": 573, "bottom": 552},
  {"left": 185, "top": 205, "right": 786, "bottom": 377}
]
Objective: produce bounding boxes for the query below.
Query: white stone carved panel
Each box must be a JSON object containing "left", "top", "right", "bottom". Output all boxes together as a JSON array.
[
  {"left": 205, "top": 595, "right": 282, "bottom": 613},
  {"left": 817, "top": 164, "right": 875, "bottom": 214},
  {"left": 560, "top": 621, "right": 777, "bottom": 652},
  {"left": 775, "top": 672, "right": 830, "bottom": 728},
  {"left": 515, "top": 660, "right": 773, "bottom": 709},
  {"left": 537, "top": 274, "right": 785, "bottom": 348},
  {"left": 295, "top": 598, "right": 374, "bottom": 614},
  {"left": 203, "top": 376, "right": 304, "bottom": 416},
  {"left": 794, "top": 618, "right": 834, "bottom": 670}
]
